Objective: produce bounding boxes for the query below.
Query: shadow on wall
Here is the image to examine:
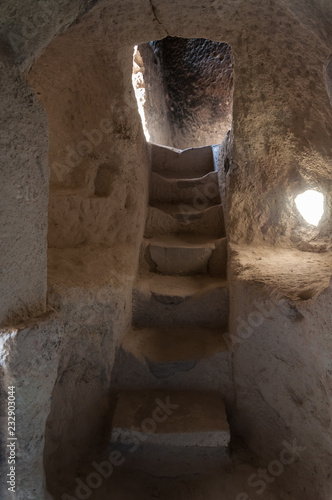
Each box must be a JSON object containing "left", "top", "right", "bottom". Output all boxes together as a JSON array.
[
  {"left": 133, "top": 37, "right": 234, "bottom": 150},
  {"left": 325, "top": 55, "right": 332, "bottom": 107}
]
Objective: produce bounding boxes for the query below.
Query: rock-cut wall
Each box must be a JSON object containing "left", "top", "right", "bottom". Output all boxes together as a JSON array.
[{"left": 0, "top": 0, "right": 332, "bottom": 499}]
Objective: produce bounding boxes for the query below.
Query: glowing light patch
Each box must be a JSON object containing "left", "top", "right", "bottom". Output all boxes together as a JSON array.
[
  {"left": 295, "top": 190, "right": 324, "bottom": 226},
  {"left": 132, "top": 46, "right": 150, "bottom": 142}
]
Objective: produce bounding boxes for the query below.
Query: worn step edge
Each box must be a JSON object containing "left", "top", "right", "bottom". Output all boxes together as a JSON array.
[
  {"left": 134, "top": 274, "right": 228, "bottom": 304},
  {"left": 139, "top": 237, "right": 227, "bottom": 277},
  {"left": 111, "top": 429, "right": 229, "bottom": 447},
  {"left": 150, "top": 170, "right": 220, "bottom": 204},
  {"left": 121, "top": 326, "right": 228, "bottom": 364},
  {"left": 145, "top": 205, "right": 225, "bottom": 238},
  {"left": 150, "top": 143, "right": 215, "bottom": 179},
  {"left": 110, "top": 390, "right": 230, "bottom": 448},
  {"left": 145, "top": 236, "right": 216, "bottom": 276}
]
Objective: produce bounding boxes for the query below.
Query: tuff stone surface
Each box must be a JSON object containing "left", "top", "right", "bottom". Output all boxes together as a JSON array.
[
  {"left": 146, "top": 235, "right": 217, "bottom": 275},
  {"left": 0, "top": 67, "right": 48, "bottom": 326},
  {"left": 1, "top": 0, "right": 332, "bottom": 499},
  {"left": 110, "top": 390, "right": 230, "bottom": 448},
  {"left": 112, "top": 326, "right": 232, "bottom": 393},
  {"left": 133, "top": 274, "right": 229, "bottom": 327},
  {"left": 0, "top": 312, "right": 63, "bottom": 500},
  {"left": 227, "top": 245, "right": 332, "bottom": 499}
]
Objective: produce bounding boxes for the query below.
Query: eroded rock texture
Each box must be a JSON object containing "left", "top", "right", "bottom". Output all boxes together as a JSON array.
[
  {"left": 0, "top": 0, "right": 331, "bottom": 499},
  {"left": 0, "top": 313, "right": 62, "bottom": 500}
]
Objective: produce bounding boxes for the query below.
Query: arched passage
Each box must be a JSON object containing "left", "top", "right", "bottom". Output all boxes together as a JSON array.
[{"left": 133, "top": 36, "right": 234, "bottom": 149}]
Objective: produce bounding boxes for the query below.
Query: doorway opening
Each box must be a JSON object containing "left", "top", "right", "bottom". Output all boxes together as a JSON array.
[{"left": 132, "top": 36, "right": 234, "bottom": 150}]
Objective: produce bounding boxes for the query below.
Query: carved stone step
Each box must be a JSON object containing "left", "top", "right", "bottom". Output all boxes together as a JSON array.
[
  {"left": 145, "top": 204, "right": 225, "bottom": 238},
  {"left": 133, "top": 274, "right": 228, "bottom": 328},
  {"left": 112, "top": 326, "right": 231, "bottom": 393},
  {"left": 145, "top": 234, "right": 215, "bottom": 275},
  {"left": 150, "top": 171, "right": 220, "bottom": 205},
  {"left": 141, "top": 236, "right": 228, "bottom": 277},
  {"left": 110, "top": 390, "right": 230, "bottom": 449},
  {"left": 150, "top": 143, "right": 215, "bottom": 179}
]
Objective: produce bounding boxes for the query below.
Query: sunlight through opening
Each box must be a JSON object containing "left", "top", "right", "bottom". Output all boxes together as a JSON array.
[
  {"left": 295, "top": 189, "right": 324, "bottom": 226},
  {"left": 132, "top": 46, "right": 150, "bottom": 142}
]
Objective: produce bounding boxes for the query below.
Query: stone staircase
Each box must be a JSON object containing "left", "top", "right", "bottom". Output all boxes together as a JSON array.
[{"left": 110, "top": 143, "right": 232, "bottom": 475}]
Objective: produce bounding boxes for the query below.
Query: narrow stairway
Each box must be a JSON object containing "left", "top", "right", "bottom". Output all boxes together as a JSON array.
[{"left": 110, "top": 143, "right": 232, "bottom": 477}]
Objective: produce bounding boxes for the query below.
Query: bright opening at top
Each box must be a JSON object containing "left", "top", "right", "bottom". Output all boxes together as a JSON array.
[
  {"left": 295, "top": 190, "right": 324, "bottom": 227},
  {"left": 132, "top": 45, "right": 150, "bottom": 142},
  {"left": 131, "top": 37, "right": 234, "bottom": 149}
]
